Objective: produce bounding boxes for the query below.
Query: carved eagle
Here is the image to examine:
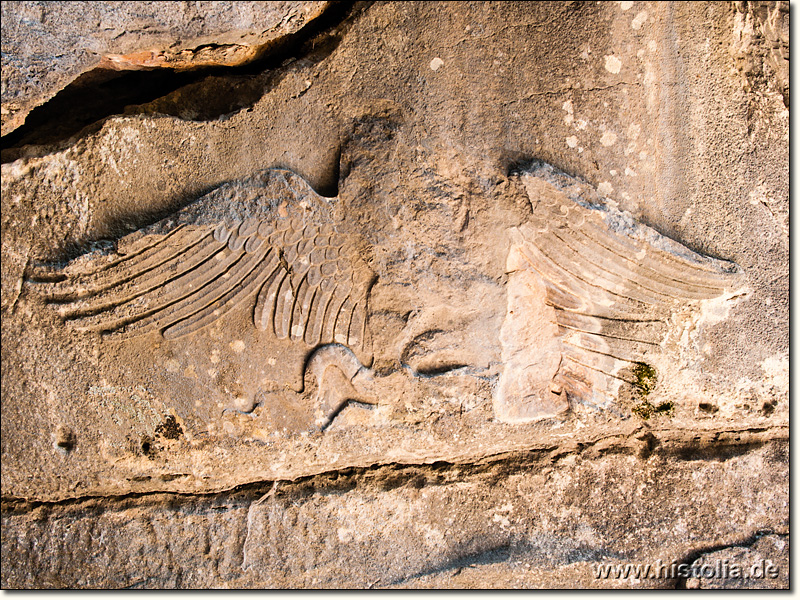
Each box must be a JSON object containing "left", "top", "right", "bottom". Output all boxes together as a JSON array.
[
  {"left": 26, "top": 169, "right": 375, "bottom": 369},
  {"left": 26, "top": 163, "right": 748, "bottom": 427}
]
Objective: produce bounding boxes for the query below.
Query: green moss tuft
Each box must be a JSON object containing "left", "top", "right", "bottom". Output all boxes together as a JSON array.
[
  {"left": 633, "top": 399, "right": 674, "bottom": 420},
  {"left": 632, "top": 362, "right": 657, "bottom": 396},
  {"left": 629, "top": 362, "right": 672, "bottom": 420}
]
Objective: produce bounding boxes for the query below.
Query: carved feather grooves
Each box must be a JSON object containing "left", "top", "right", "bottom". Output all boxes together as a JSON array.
[
  {"left": 57, "top": 232, "right": 224, "bottom": 318},
  {"left": 100, "top": 248, "right": 250, "bottom": 337},
  {"left": 162, "top": 244, "right": 277, "bottom": 340},
  {"left": 32, "top": 227, "right": 208, "bottom": 300},
  {"left": 26, "top": 224, "right": 189, "bottom": 282},
  {"left": 515, "top": 167, "right": 746, "bottom": 396},
  {"left": 70, "top": 231, "right": 264, "bottom": 336},
  {"left": 30, "top": 201, "right": 374, "bottom": 357},
  {"left": 274, "top": 273, "right": 296, "bottom": 339},
  {"left": 547, "top": 228, "right": 728, "bottom": 300},
  {"left": 518, "top": 241, "right": 663, "bottom": 320},
  {"left": 254, "top": 268, "right": 287, "bottom": 332},
  {"left": 562, "top": 349, "right": 635, "bottom": 384},
  {"left": 253, "top": 277, "right": 367, "bottom": 352}
]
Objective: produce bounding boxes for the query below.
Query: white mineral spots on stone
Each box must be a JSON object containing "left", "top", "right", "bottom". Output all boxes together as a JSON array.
[
  {"left": 230, "top": 340, "right": 245, "bottom": 353},
  {"left": 631, "top": 11, "right": 648, "bottom": 30},
  {"left": 210, "top": 350, "right": 220, "bottom": 364},
  {"left": 604, "top": 54, "right": 622, "bottom": 74},
  {"left": 421, "top": 524, "right": 446, "bottom": 548},
  {"left": 625, "top": 166, "right": 637, "bottom": 177},
  {"left": 761, "top": 354, "right": 788, "bottom": 393},
  {"left": 429, "top": 57, "right": 444, "bottom": 71},
  {"left": 338, "top": 528, "right": 353, "bottom": 543},
  {"left": 598, "top": 181, "right": 614, "bottom": 196},
  {"left": 610, "top": 169, "right": 618, "bottom": 176},
  {"left": 600, "top": 130, "right": 618, "bottom": 146},
  {"left": 628, "top": 123, "right": 641, "bottom": 140},
  {"left": 563, "top": 99, "right": 574, "bottom": 124},
  {"left": 648, "top": 39, "right": 658, "bottom": 52},
  {"left": 566, "top": 135, "right": 579, "bottom": 148},
  {"left": 575, "top": 119, "right": 588, "bottom": 130},
  {"left": 98, "top": 125, "right": 142, "bottom": 176},
  {"left": 166, "top": 358, "right": 180, "bottom": 373},
  {"left": 696, "top": 294, "right": 734, "bottom": 328},
  {"left": 619, "top": 1, "right": 634, "bottom": 10},
  {"left": 492, "top": 513, "right": 511, "bottom": 529}
]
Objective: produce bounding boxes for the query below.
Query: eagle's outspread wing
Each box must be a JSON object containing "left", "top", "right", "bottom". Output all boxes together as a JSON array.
[
  {"left": 27, "top": 169, "right": 374, "bottom": 361},
  {"left": 497, "top": 162, "right": 747, "bottom": 422}
]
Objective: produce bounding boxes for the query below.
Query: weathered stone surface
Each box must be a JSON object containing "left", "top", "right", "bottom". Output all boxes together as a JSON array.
[
  {"left": 0, "top": 0, "right": 788, "bottom": 589},
  {"left": 731, "top": 1, "right": 789, "bottom": 105},
  {"left": 1, "top": 1, "right": 330, "bottom": 136},
  {"left": 1, "top": 438, "right": 789, "bottom": 588}
]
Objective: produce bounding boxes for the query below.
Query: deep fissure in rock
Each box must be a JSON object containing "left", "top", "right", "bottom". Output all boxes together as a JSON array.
[{"left": 0, "top": 1, "right": 367, "bottom": 163}]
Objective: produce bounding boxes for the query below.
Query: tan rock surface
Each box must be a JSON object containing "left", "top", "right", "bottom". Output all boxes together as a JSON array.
[
  {"left": 1, "top": 438, "right": 789, "bottom": 588},
  {"left": 1, "top": 0, "right": 788, "bottom": 589}
]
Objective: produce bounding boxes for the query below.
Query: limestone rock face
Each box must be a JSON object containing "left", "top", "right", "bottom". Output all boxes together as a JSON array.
[{"left": 0, "top": 0, "right": 788, "bottom": 589}]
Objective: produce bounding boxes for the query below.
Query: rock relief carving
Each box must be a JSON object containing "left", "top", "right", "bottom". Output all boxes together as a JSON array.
[
  {"left": 27, "top": 169, "right": 376, "bottom": 431},
  {"left": 497, "top": 162, "right": 748, "bottom": 423},
  {"left": 26, "top": 163, "right": 750, "bottom": 431}
]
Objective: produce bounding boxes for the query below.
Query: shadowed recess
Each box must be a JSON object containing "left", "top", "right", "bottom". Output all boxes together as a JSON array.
[{"left": 0, "top": 1, "right": 367, "bottom": 163}]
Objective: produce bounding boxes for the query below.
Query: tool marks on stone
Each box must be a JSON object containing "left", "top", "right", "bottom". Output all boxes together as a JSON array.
[
  {"left": 496, "top": 162, "right": 747, "bottom": 423},
  {"left": 26, "top": 169, "right": 374, "bottom": 362}
]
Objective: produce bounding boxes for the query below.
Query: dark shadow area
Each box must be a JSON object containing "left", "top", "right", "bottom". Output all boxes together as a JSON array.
[
  {"left": 673, "top": 529, "right": 781, "bottom": 589},
  {"left": 668, "top": 441, "right": 765, "bottom": 463},
  {"left": 2, "top": 67, "right": 210, "bottom": 157}
]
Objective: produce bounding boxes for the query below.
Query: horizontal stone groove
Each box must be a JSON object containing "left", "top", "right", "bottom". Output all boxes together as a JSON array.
[{"left": 1, "top": 425, "right": 788, "bottom": 514}]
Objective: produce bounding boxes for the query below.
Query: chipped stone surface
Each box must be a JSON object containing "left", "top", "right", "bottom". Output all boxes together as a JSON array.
[{"left": 0, "top": 1, "right": 788, "bottom": 589}]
